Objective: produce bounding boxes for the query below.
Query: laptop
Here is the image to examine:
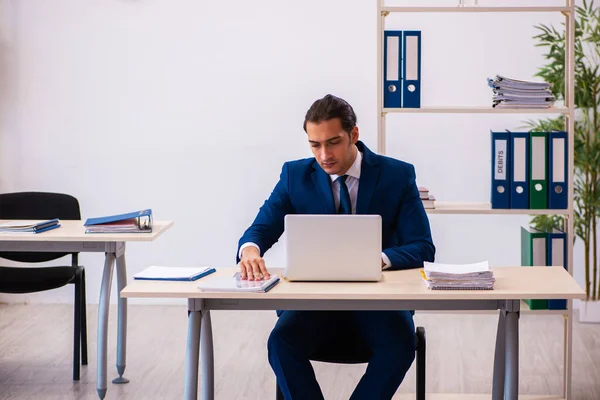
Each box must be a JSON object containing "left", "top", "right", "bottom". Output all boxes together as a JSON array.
[{"left": 283, "top": 214, "right": 382, "bottom": 282}]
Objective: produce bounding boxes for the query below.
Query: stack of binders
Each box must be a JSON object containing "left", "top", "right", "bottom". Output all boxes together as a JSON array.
[
  {"left": 419, "top": 186, "right": 435, "bottom": 209},
  {"left": 521, "top": 226, "right": 567, "bottom": 310},
  {"left": 84, "top": 209, "right": 153, "bottom": 233},
  {"left": 383, "top": 30, "right": 422, "bottom": 108},
  {"left": 490, "top": 130, "right": 568, "bottom": 210},
  {"left": 487, "top": 75, "right": 556, "bottom": 109}
]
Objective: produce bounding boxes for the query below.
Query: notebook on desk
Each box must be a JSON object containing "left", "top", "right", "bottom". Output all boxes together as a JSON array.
[
  {"left": 84, "top": 209, "right": 152, "bottom": 233},
  {"left": 0, "top": 219, "right": 61, "bottom": 234},
  {"left": 133, "top": 266, "right": 215, "bottom": 281},
  {"left": 197, "top": 272, "right": 280, "bottom": 293}
]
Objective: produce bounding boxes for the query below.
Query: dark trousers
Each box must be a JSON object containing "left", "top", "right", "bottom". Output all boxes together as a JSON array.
[{"left": 268, "top": 310, "right": 416, "bottom": 400}]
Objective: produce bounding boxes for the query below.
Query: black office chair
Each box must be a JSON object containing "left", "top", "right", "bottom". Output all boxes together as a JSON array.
[
  {"left": 0, "top": 192, "right": 88, "bottom": 381},
  {"left": 276, "top": 326, "right": 426, "bottom": 400}
]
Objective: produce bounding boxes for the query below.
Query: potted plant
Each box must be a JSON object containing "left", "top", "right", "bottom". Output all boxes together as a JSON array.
[{"left": 525, "top": 0, "right": 600, "bottom": 321}]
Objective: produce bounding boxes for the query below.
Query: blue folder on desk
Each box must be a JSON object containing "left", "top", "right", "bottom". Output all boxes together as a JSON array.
[
  {"left": 84, "top": 209, "right": 152, "bottom": 233},
  {"left": 133, "top": 266, "right": 216, "bottom": 281}
]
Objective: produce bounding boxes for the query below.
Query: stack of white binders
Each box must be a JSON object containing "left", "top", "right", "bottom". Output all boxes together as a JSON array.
[{"left": 487, "top": 75, "right": 556, "bottom": 109}]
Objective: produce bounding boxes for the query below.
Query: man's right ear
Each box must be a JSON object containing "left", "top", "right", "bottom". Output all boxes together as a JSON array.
[{"left": 351, "top": 126, "right": 359, "bottom": 144}]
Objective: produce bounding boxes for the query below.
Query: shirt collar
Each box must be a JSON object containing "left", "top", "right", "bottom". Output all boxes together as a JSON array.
[{"left": 329, "top": 145, "right": 362, "bottom": 182}]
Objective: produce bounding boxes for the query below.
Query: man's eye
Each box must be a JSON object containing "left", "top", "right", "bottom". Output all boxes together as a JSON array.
[{"left": 311, "top": 144, "right": 320, "bottom": 148}]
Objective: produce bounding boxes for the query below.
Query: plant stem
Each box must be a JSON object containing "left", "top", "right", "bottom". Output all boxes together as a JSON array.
[
  {"left": 593, "top": 82, "right": 599, "bottom": 301},
  {"left": 585, "top": 114, "right": 592, "bottom": 299}
]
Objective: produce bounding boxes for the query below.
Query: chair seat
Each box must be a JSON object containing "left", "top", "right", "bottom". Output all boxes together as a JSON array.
[
  {"left": 0, "top": 266, "right": 78, "bottom": 294},
  {"left": 310, "top": 331, "right": 372, "bottom": 364}
]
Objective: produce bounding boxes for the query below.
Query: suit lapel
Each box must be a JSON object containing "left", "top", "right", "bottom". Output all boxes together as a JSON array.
[
  {"left": 356, "top": 142, "right": 381, "bottom": 214},
  {"left": 311, "top": 163, "right": 336, "bottom": 213}
]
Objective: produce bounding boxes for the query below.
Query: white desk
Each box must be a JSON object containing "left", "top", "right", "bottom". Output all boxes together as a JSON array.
[
  {"left": 121, "top": 266, "right": 585, "bottom": 400},
  {"left": 0, "top": 219, "right": 173, "bottom": 399}
]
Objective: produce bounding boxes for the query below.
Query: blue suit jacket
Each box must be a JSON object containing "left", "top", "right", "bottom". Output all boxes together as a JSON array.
[{"left": 237, "top": 141, "right": 435, "bottom": 269}]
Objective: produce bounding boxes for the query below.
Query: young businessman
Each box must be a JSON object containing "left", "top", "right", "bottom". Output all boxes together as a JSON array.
[{"left": 236, "top": 94, "right": 435, "bottom": 399}]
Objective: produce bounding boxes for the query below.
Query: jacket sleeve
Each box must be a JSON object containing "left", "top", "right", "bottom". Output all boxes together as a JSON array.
[
  {"left": 382, "top": 164, "right": 436, "bottom": 269},
  {"left": 236, "top": 163, "right": 294, "bottom": 263}
]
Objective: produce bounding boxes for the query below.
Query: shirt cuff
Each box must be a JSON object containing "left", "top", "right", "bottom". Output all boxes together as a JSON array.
[
  {"left": 381, "top": 252, "right": 392, "bottom": 270},
  {"left": 239, "top": 242, "right": 260, "bottom": 260}
]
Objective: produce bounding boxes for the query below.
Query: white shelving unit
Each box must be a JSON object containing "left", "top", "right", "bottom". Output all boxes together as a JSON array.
[{"left": 376, "top": 1, "right": 576, "bottom": 399}]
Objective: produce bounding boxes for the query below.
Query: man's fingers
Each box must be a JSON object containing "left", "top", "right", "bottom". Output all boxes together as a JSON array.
[
  {"left": 250, "top": 260, "right": 262, "bottom": 281},
  {"left": 239, "top": 261, "right": 248, "bottom": 280},
  {"left": 259, "top": 259, "right": 270, "bottom": 279}
]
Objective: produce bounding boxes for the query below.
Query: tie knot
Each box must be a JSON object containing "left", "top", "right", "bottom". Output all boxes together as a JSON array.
[{"left": 337, "top": 175, "right": 348, "bottom": 184}]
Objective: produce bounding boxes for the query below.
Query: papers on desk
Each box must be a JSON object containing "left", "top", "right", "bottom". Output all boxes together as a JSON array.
[
  {"left": 197, "top": 272, "right": 280, "bottom": 293},
  {"left": 84, "top": 209, "right": 152, "bottom": 233},
  {"left": 487, "top": 75, "right": 556, "bottom": 109},
  {"left": 421, "top": 261, "right": 495, "bottom": 290},
  {"left": 0, "top": 219, "right": 61, "bottom": 234},
  {"left": 133, "top": 266, "right": 216, "bottom": 281}
]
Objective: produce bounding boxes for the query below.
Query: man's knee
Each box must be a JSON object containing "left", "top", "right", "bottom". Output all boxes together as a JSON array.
[
  {"left": 373, "top": 338, "right": 416, "bottom": 373},
  {"left": 267, "top": 325, "right": 284, "bottom": 354},
  {"left": 267, "top": 322, "right": 301, "bottom": 358}
]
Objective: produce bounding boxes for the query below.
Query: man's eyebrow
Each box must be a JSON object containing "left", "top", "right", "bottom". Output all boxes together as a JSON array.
[{"left": 309, "top": 137, "right": 342, "bottom": 144}]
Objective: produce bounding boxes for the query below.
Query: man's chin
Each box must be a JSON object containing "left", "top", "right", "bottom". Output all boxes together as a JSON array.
[{"left": 320, "top": 163, "right": 340, "bottom": 174}]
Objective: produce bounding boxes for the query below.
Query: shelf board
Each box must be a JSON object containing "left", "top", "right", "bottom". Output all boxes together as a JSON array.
[
  {"left": 425, "top": 202, "right": 570, "bottom": 215},
  {"left": 382, "top": 106, "right": 570, "bottom": 114},
  {"left": 382, "top": 6, "right": 571, "bottom": 13}
]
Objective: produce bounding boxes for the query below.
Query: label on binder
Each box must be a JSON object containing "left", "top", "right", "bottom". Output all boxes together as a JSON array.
[{"left": 494, "top": 140, "right": 507, "bottom": 180}]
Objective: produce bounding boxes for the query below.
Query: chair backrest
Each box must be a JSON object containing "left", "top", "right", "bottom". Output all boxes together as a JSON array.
[{"left": 0, "top": 192, "right": 81, "bottom": 263}]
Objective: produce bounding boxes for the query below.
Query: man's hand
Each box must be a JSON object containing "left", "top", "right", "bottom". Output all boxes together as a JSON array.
[{"left": 239, "top": 246, "right": 270, "bottom": 281}]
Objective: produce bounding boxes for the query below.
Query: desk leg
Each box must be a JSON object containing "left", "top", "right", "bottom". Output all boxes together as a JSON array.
[
  {"left": 96, "top": 252, "right": 116, "bottom": 400},
  {"left": 185, "top": 304, "right": 202, "bottom": 400},
  {"left": 201, "top": 310, "right": 214, "bottom": 400},
  {"left": 113, "top": 253, "right": 129, "bottom": 384},
  {"left": 504, "top": 301, "right": 520, "bottom": 400},
  {"left": 492, "top": 310, "right": 506, "bottom": 400}
]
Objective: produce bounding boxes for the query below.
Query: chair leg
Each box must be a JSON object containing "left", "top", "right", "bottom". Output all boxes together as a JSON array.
[
  {"left": 81, "top": 268, "right": 88, "bottom": 366},
  {"left": 276, "top": 379, "right": 285, "bottom": 400},
  {"left": 73, "top": 269, "right": 82, "bottom": 381},
  {"left": 416, "top": 326, "right": 426, "bottom": 400}
]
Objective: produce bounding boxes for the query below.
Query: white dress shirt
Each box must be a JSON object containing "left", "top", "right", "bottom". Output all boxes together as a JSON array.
[{"left": 240, "top": 145, "right": 392, "bottom": 269}]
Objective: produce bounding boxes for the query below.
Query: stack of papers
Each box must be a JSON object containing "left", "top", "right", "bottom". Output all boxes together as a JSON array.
[
  {"left": 133, "top": 266, "right": 216, "bottom": 281},
  {"left": 421, "top": 261, "right": 495, "bottom": 290},
  {"left": 84, "top": 209, "right": 152, "bottom": 233},
  {"left": 487, "top": 75, "right": 556, "bottom": 109},
  {"left": 197, "top": 272, "right": 280, "bottom": 293},
  {"left": 0, "top": 219, "right": 61, "bottom": 234}
]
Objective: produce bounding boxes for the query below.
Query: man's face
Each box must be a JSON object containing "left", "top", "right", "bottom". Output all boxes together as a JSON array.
[{"left": 306, "top": 118, "right": 359, "bottom": 176}]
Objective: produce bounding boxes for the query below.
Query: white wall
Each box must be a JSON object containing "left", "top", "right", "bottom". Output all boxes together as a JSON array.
[{"left": 0, "top": 0, "right": 589, "bottom": 306}]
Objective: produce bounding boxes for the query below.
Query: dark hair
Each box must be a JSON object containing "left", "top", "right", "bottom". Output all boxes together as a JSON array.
[{"left": 303, "top": 94, "right": 357, "bottom": 135}]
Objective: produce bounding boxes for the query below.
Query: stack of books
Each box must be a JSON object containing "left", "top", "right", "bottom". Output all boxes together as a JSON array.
[
  {"left": 419, "top": 186, "right": 435, "bottom": 209},
  {"left": 420, "top": 261, "right": 495, "bottom": 290},
  {"left": 487, "top": 75, "right": 555, "bottom": 109}
]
